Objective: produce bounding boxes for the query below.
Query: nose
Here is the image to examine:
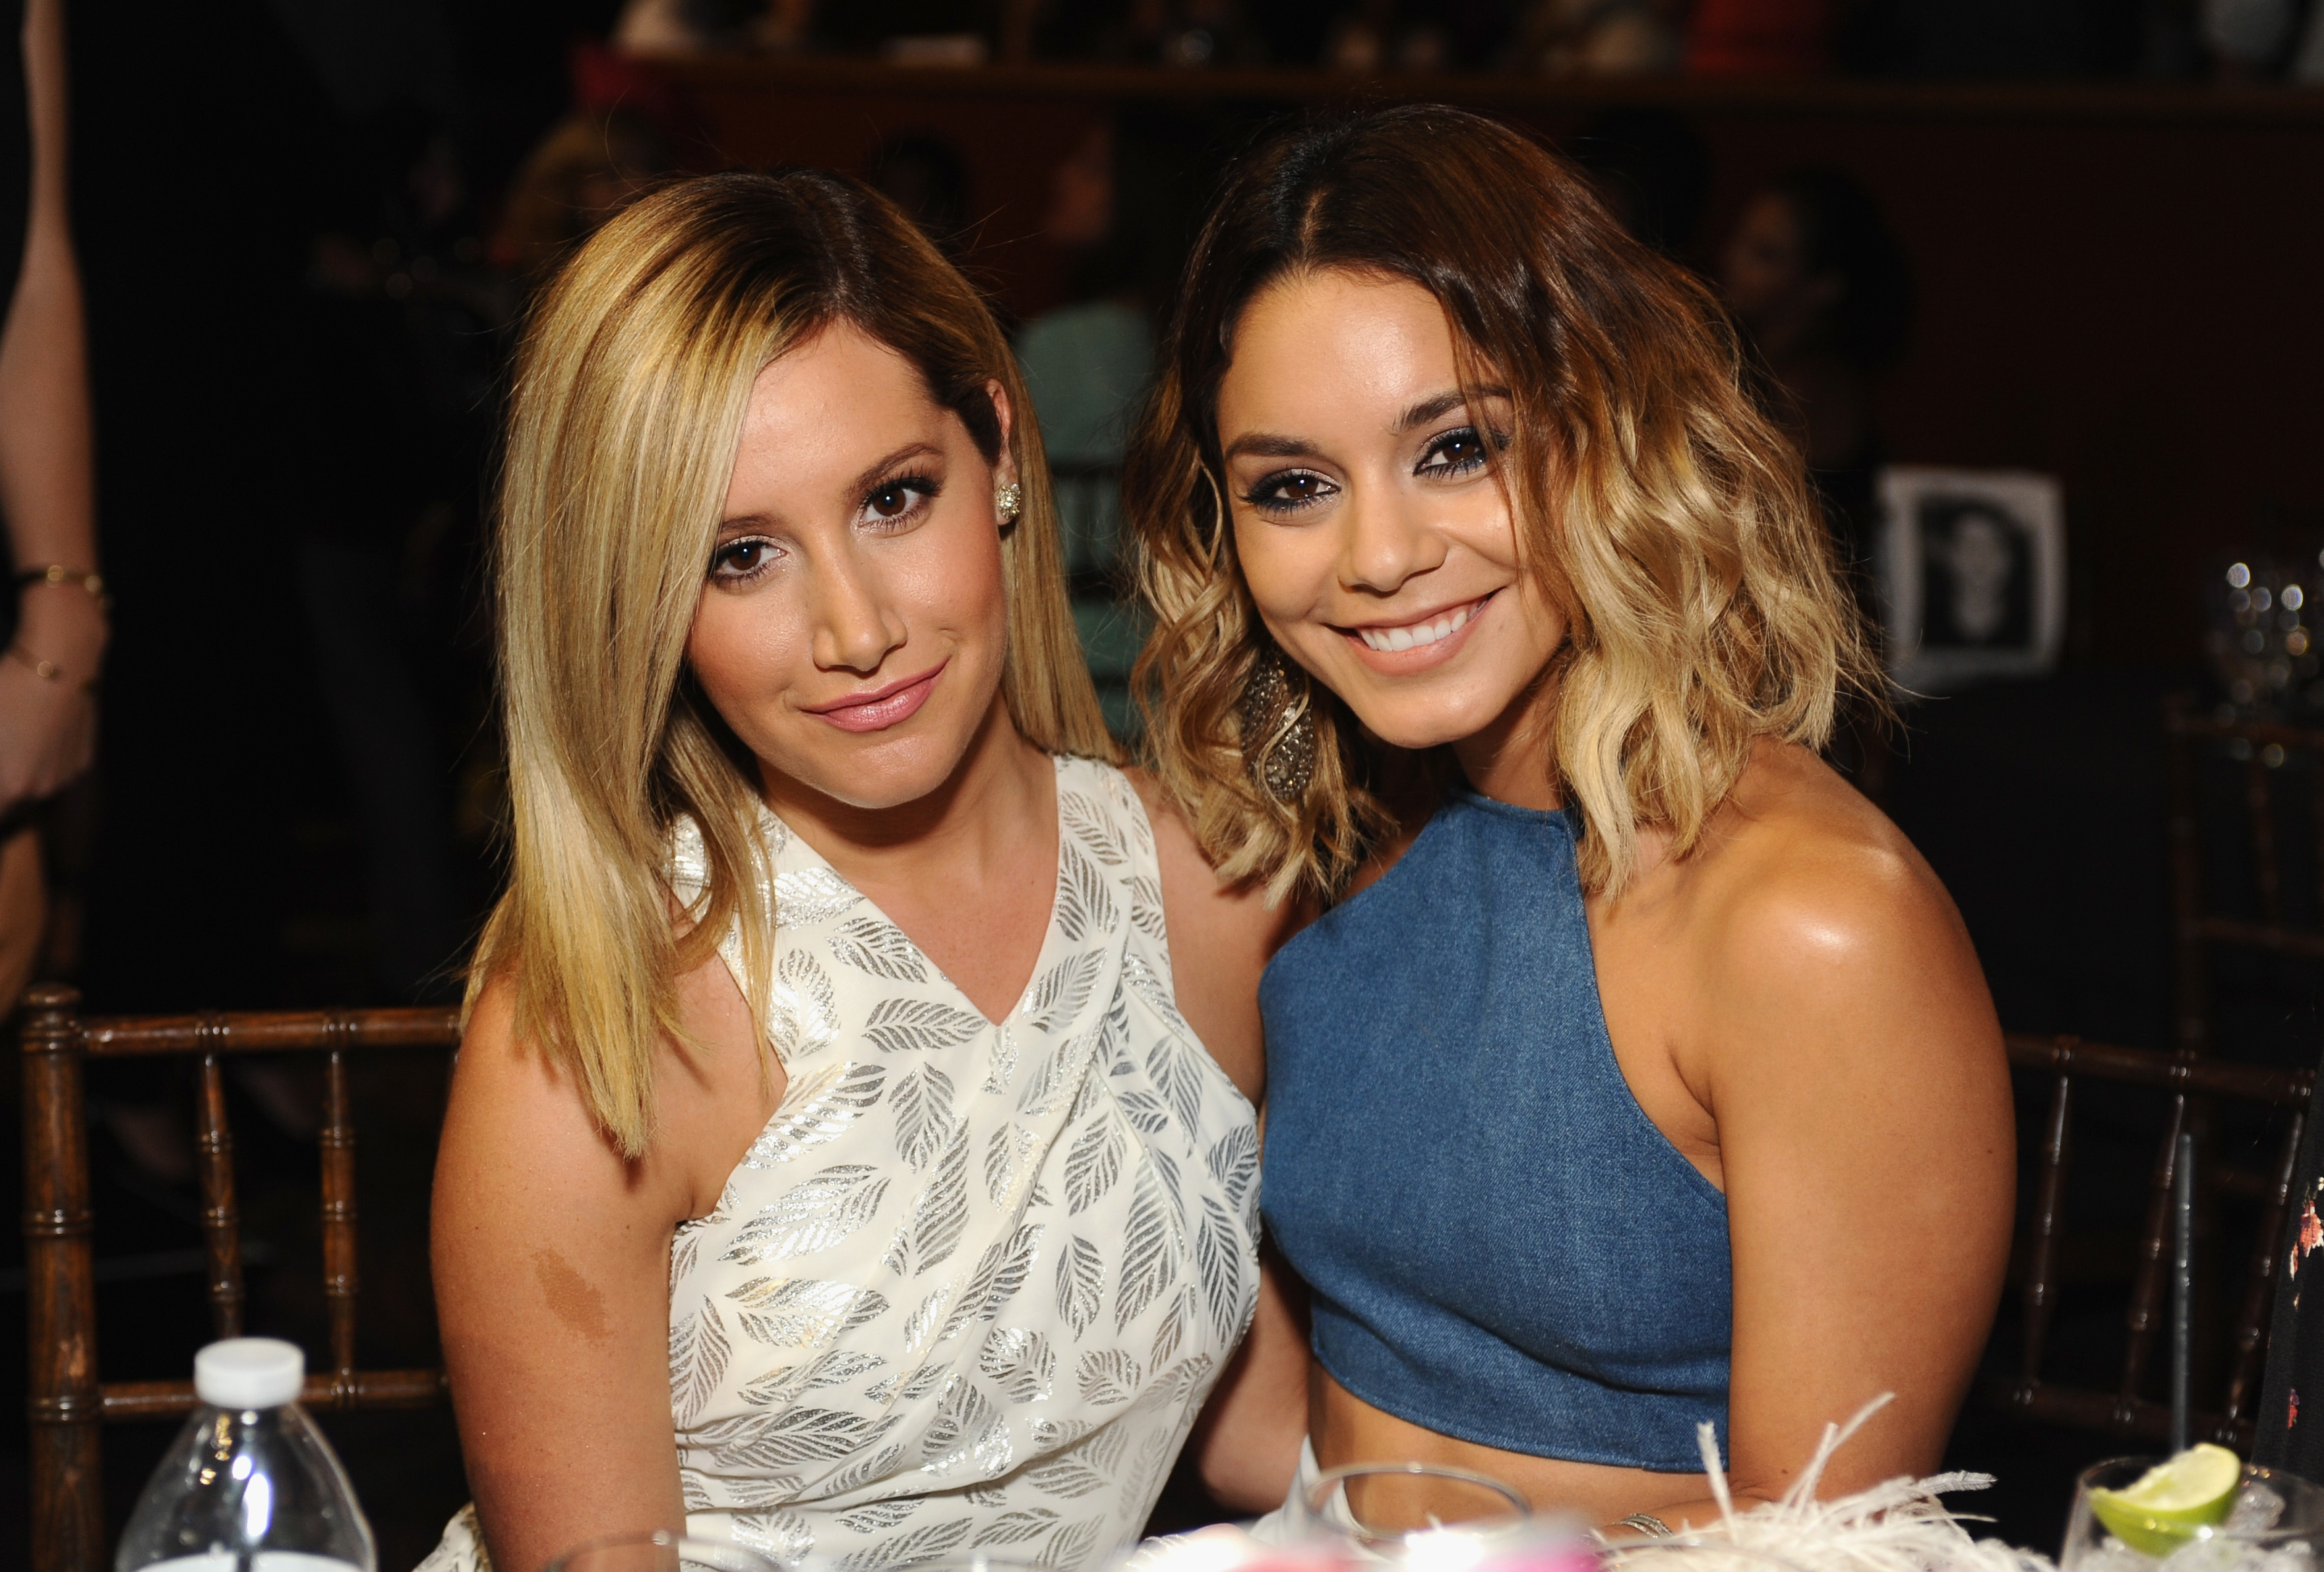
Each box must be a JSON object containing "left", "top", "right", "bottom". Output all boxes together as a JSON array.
[
  {"left": 1337, "top": 475, "right": 1448, "bottom": 597},
  {"left": 809, "top": 544, "right": 908, "bottom": 675}
]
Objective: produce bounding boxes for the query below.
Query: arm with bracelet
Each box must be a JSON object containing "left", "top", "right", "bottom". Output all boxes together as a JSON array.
[{"left": 0, "top": 0, "right": 100, "bottom": 814}]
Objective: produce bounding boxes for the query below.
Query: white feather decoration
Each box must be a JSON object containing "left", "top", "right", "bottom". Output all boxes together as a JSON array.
[{"left": 1604, "top": 1394, "right": 2058, "bottom": 1572}]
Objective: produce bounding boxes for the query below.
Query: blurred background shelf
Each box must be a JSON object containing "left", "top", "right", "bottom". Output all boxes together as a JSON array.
[{"left": 646, "top": 53, "right": 2324, "bottom": 125}]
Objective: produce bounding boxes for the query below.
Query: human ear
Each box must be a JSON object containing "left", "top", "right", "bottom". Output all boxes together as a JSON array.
[{"left": 985, "top": 378, "right": 1018, "bottom": 489}]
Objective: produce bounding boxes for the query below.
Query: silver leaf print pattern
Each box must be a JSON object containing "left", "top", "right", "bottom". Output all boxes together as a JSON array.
[
  {"left": 1196, "top": 1193, "right": 1247, "bottom": 1346},
  {"left": 1075, "top": 1348, "right": 1142, "bottom": 1406},
  {"left": 1051, "top": 1517, "right": 1106, "bottom": 1569},
  {"left": 697, "top": 1406, "right": 897, "bottom": 1468},
  {"left": 836, "top": 1499, "right": 919, "bottom": 1534},
  {"left": 822, "top": 1441, "right": 905, "bottom": 1497},
  {"left": 1025, "top": 1456, "right": 1109, "bottom": 1499},
  {"left": 1124, "top": 874, "right": 1167, "bottom": 945},
  {"left": 892, "top": 1066, "right": 957, "bottom": 1172},
  {"left": 908, "top": 1119, "right": 971, "bottom": 1273},
  {"left": 1022, "top": 950, "right": 1106, "bottom": 1035},
  {"left": 1064, "top": 1114, "right": 1124, "bottom": 1215},
  {"left": 742, "top": 1059, "right": 886, "bottom": 1170},
  {"left": 772, "top": 946, "right": 841, "bottom": 1063},
  {"left": 558, "top": 764, "right": 1262, "bottom": 1572},
  {"left": 920, "top": 1375, "right": 1002, "bottom": 1466},
  {"left": 828, "top": 915, "right": 929, "bottom": 982},
  {"left": 866, "top": 996, "right": 988, "bottom": 1056},
  {"left": 1060, "top": 791, "right": 1129, "bottom": 866},
  {"left": 978, "top": 1326, "right": 1056, "bottom": 1405},
  {"left": 1206, "top": 1125, "right": 1258, "bottom": 1216},
  {"left": 1055, "top": 1234, "right": 1104, "bottom": 1337},
  {"left": 1149, "top": 1286, "right": 1189, "bottom": 1372},
  {"left": 775, "top": 866, "right": 862, "bottom": 928},
  {"left": 1055, "top": 841, "right": 1119, "bottom": 944},
  {"left": 1115, "top": 1164, "right": 1176, "bottom": 1330},
  {"left": 839, "top": 1517, "right": 971, "bottom": 1572},
  {"left": 938, "top": 1223, "right": 1044, "bottom": 1343},
  {"left": 671, "top": 1304, "right": 731, "bottom": 1428},
  {"left": 731, "top": 1507, "right": 812, "bottom": 1565},
  {"left": 1147, "top": 1035, "right": 1205, "bottom": 1141},
  {"left": 723, "top": 1165, "right": 890, "bottom": 1266},
  {"left": 725, "top": 1277, "right": 890, "bottom": 1348},
  {"left": 985, "top": 1507, "right": 1062, "bottom": 1544}
]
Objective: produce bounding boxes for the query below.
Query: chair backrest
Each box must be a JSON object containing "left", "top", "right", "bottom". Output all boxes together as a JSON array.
[
  {"left": 1992, "top": 1031, "right": 2315, "bottom": 1449},
  {"left": 2164, "top": 696, "right": 2324, "bottom": 1058},
  {"left": 20, "top": 982, "right": 463, "bottom": 1572}
]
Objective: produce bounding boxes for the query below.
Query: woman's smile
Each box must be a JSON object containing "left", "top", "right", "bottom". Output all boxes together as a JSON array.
[
  {"left": 803, "top": 658, "right": 947, "bottom": 733},
  {"left": 1339, "top": 590, "right": 1496, "bottom": 666}
]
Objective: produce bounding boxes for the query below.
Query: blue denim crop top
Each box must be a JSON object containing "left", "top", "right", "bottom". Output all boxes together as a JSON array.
[{"left": 1260, "top": 789, "right": 1732, "bottom": 1472}]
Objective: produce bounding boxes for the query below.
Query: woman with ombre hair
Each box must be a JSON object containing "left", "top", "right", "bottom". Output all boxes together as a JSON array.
[
  {"left": 422, "top": 170, "right": 1293, "bottom": 1572},
  {"left": 1128, "top": 107, "right": 2014, "bottom": 1532}
]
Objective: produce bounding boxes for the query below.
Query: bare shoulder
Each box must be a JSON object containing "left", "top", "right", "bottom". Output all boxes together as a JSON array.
[
  {"left": 1124, "top": 768, "right": 1303, "bottom": 948},
  {"left": 1664, "top": 739, "right": 2002, "bottom": 1106},
  {"left": 1123, "top": 766, "right": 1310, "bottom": 1104},
  {"left": 1691, "top": 740, "right": 1968, "bottom": 986}
]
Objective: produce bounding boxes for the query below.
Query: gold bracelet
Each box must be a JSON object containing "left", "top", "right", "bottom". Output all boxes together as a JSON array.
[{"left": 14, "top": 564, "right": 108, "bottom": 608}]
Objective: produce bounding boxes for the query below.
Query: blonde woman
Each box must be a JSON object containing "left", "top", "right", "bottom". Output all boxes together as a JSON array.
[
  {"left": 423, "top": 171, "right": 1289, "bottom": 1572},
  {"left": 1128, "top": 107, "right": 2015, "bottom": 1531}
]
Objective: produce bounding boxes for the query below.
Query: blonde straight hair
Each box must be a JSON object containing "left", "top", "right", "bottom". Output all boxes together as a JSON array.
[
  {"left": 475, "top": 170, "right": 1116, "bottom": 1157},
  {"left": 1128, "top": 107, "right": 1881, "bottom": 904}
]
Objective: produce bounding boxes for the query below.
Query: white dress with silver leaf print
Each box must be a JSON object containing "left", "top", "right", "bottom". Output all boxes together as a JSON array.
[{"left": 418, "top": 756, "right": 1260, "bottom": 1572}]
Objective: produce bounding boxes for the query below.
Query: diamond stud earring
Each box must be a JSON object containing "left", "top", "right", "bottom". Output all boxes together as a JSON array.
[{"left": 994, "top": 481, "right": 1023, "bottom": 524}]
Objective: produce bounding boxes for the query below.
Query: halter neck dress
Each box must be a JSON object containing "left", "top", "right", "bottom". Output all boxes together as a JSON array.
[{"left": 421, "top": 757, "right": 1262, "bottom": 1571}]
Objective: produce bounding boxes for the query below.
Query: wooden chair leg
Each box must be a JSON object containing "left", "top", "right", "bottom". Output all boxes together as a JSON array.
[{"left": 22, "top": 982, "right": 103, "bottom": 1572}]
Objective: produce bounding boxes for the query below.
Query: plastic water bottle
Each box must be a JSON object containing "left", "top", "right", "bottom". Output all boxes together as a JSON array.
[{"left": 115, "top": 1337, "right": 378, "bottom": 1572}]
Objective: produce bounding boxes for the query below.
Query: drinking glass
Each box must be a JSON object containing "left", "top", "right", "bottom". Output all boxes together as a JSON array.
[
  {"left": 545, "top": 1530, "right": 787, "bottom": 1572},
  {"left": 2062, "top": 1457, "right": 2324, "bottom": 1572},
  {"left": 1289, "top": 1461, "right": 1532, "bottom": 1564}
]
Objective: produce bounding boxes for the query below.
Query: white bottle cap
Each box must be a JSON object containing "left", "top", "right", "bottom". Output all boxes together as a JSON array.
[{"left": 193, "top": 1338, "right": 306, "bottom": 1410}]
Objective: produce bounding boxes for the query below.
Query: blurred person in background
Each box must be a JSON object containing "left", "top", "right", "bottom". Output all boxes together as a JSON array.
[
  {"left": 1016, "top": 107, "right": 1209, "bottom": 735},
  {"left": 1719, "top": 166, "right": 1912, "bottom": 583},
  {"left": 0, "top": 0, "right": 99, "bottom": 1011},
  {"left": 494, "top": 106, "right": 673, "bottom": 283}
]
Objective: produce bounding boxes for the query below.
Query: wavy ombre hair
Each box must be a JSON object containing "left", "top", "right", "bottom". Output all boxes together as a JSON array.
[
  {"left": 475, "top": 171, "right": 1114, "bottom": 1156},
  {"left": 1128, "top": 106, "right": 1879, "bottom": 903}
]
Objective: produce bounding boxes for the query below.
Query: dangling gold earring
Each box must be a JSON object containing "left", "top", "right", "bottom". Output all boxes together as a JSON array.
[
  {"left": 1242, "top": 643, "right": 1319, "bottom": 804},
  {"left": 994, "top": 481, "right": 1023, "bottom": 524}
]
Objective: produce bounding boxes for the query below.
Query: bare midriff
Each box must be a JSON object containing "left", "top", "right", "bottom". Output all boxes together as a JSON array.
[{"left": 1312, "top": 1369, "right": 1711, "bottom": 1530}]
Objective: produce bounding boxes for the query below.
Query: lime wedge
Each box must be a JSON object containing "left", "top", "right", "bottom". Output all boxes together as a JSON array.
[{"left": 2091, "top": 1445, "right": 2246, "bottom": 1557}]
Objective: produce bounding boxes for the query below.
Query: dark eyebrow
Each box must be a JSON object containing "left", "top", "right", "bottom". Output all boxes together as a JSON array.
[
  {"left": 846, "top": 440, "right": 944, "bottom": 499},
  {"left": 1396, "top": 385, "right": 1514, "bottom": 433},
  {"left": 1220, "top": 431, "right": 1317, "bottom": 462}
]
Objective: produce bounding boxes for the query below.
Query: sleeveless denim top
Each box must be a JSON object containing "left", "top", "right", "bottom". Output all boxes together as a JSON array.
[{"left": 1260, "top": 789, "right": 1732, "bottom": 1472}]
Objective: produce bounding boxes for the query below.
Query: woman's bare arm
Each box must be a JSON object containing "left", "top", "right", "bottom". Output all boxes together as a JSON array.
[
  {"left": 1192, "top": 1248, "right": 1310, "bottom": 1512},
  {"left": 435, "top": 957, "right": 776, "bottom": 1572},
  {"left": 0, "top": 0, "right": 102, "bottom": 812},
  {"left": 1650, "top": 822, "right": 2013, "bottom": 1527}
]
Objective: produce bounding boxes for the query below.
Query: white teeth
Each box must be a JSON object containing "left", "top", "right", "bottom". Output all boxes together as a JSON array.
[{"left": 1358, "top": 600, "right": 1477, "bottom": 653}]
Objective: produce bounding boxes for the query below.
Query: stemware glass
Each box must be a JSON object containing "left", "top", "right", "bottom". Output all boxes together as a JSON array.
[
  {"left": 2062, "top": 1457, "right": 2324, "bottom": 1572},
  {"left": 545, "top": 1530, "right": 786, "bottom": 1572},
  {"left": 1288, "top": 1461, "right": 1533, "bottom": 1564}
]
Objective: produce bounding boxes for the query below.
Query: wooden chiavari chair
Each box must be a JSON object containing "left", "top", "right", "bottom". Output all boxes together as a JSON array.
[
  {"left": 1988, "top": 1032, "right": 2314, "bottom": 1449},
  {"left": 2164, "top": 695, "right": 2324, "bottom": 1061},
  {"left": 20, "top": 982, "right": 462, "bottom": 1572}
]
